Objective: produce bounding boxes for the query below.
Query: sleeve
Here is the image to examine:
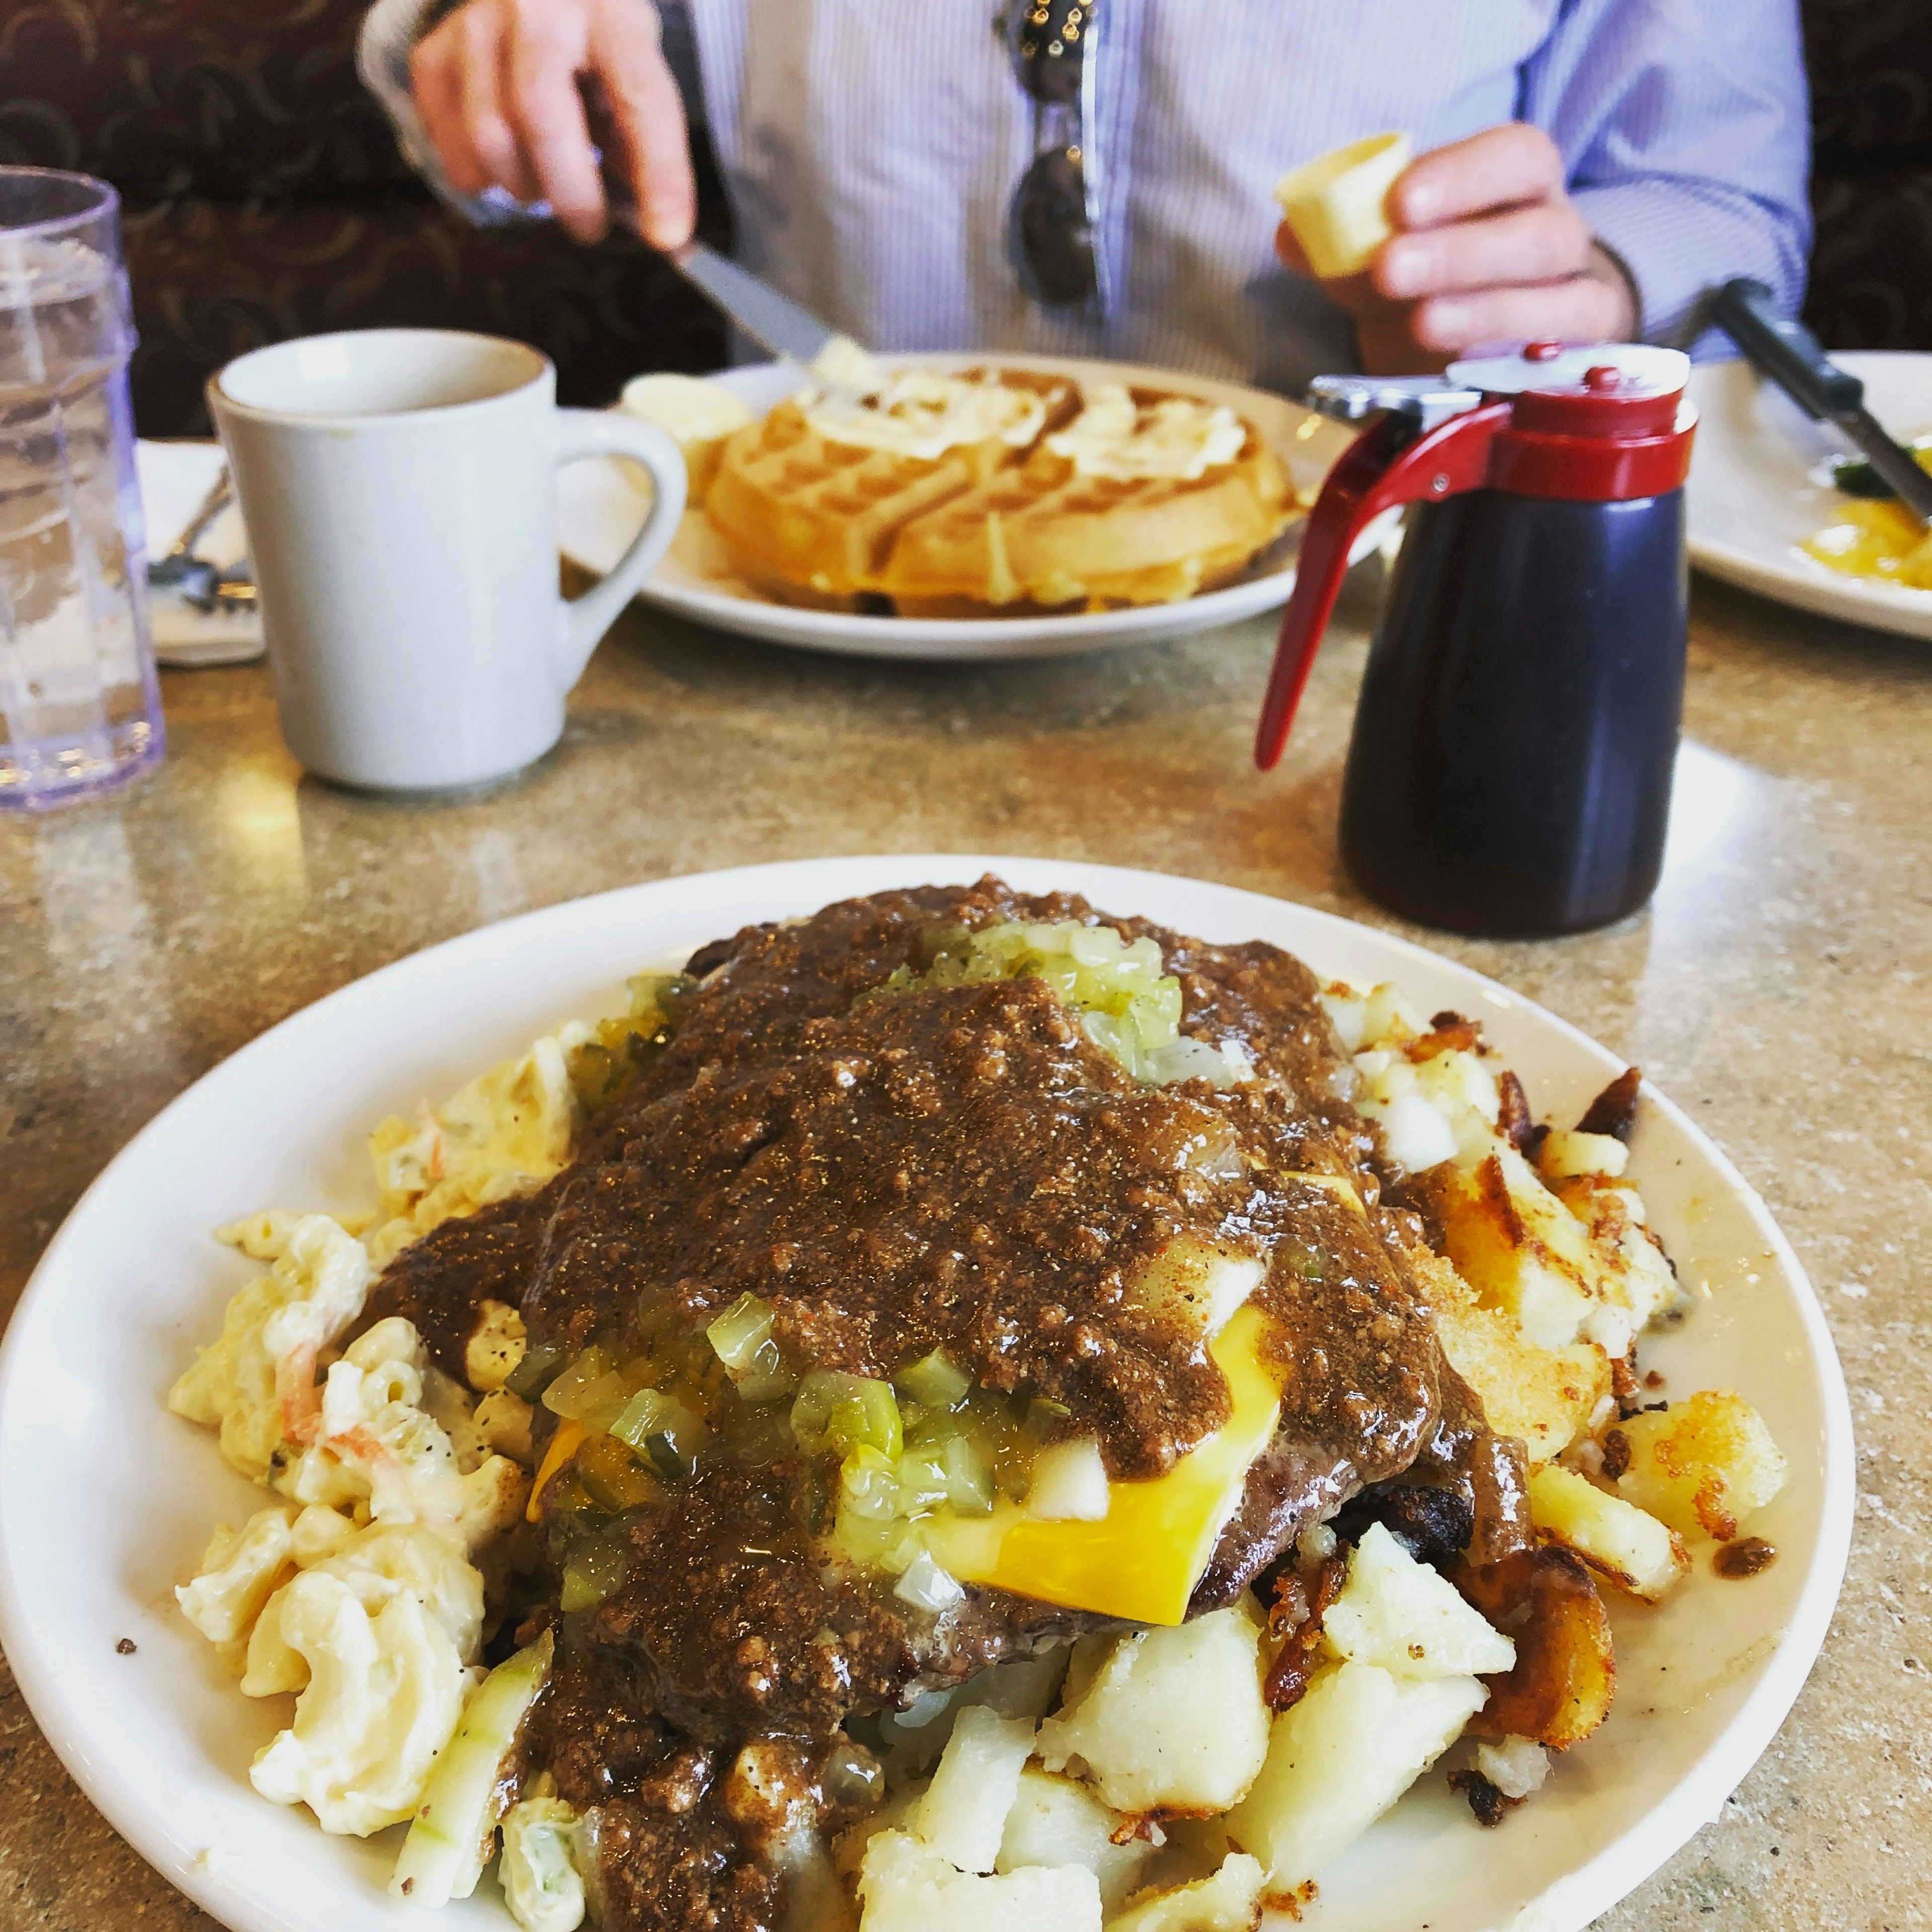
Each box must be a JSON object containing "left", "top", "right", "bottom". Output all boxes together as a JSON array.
[{"left": 1518, "top": 0, "right": 1812, "bottom": 357}]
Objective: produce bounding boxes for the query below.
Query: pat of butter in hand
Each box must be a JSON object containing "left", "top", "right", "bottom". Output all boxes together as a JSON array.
[
  {"left": 920, "top": 1305, "right": 1283, "bottom": 1626},
  {"left": 1274, "top": 131, "right": 1413, "bottom": 281}
]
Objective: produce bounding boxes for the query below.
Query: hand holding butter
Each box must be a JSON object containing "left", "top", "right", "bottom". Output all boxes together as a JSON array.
[{"left": 1274, "top": 122, "right": 1637, "bottom": 374}]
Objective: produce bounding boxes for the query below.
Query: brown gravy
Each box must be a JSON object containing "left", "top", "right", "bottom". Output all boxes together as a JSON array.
[{"left": 363, "top": 879, "right": 1528, "bottom": 1931}]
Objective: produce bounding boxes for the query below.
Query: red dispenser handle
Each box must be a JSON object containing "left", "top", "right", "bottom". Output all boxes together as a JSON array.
[{"left": 1254, "top": 401, "right": 1512, "bottom": 770}]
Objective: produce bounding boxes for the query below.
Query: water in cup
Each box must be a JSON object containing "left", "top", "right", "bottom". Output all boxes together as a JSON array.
[{"left": 0, "top": 169, "right": 164, "bottom": 812}]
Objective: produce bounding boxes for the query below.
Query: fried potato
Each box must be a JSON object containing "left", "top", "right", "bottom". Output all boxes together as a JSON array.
[
  {"left": 1456, "top": 1548, "right": 1614, "bottom": 1749},
  {"left": 1404, "top": 1242, "right": 1608, "bottom": 1463},
  {"left": 1527, "top": 1464, "right": 1688, "bottom": 1603},
  {"left": 917, "top": 1707, "right": 1036, "bottom": 1875},
  {"left": 1211, "top": 1660, "right": 1484, "bottom": 1890},
  {"left": 1104, "top": 1853, "right": 1265, "bottom": 1932},
  {"left": 1611, "top": 1391, "right": 1788, "bottom": 1542},
  {"left": 857, "top": 1829, "right": 1102, "bottom": 1932},
  {"left": 1413, "top": 1145, "right": 1601, "bottom": 1351},
  {"left": 995, "top": 1767, "right": 1152, "bottom": 1915},
  {"left": 1035, "top": 1600, "right": 1270, "bottom": 1815},
  {"left": 1322, "top": 1522, "right": 1516, "bottom": 1680}
]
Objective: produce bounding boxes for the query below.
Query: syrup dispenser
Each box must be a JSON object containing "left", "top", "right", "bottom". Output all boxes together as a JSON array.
[{"left": 1256, "top": 342, "right": 1697, "bottom": 939}]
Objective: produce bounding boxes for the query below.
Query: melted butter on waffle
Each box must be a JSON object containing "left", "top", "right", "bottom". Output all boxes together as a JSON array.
[
  {"left": 1047, "top": 384, "right": 1248, "bottom": 481},
  {"left": 801, "top": 369, "right": 1050, "bottom": 461}
]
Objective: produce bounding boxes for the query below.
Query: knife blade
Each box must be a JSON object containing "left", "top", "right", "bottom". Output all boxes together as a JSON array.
[
  {"left": 1712, "top": 277, "right": 1932, "bottom": 523},
  {"left": 665, "top": 238, "right": 843, "bottom": 372}
]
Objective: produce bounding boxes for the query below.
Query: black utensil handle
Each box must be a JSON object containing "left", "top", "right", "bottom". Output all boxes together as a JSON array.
[{"left": 1710, "top": 278, "right": 1863, "bottom": 421}]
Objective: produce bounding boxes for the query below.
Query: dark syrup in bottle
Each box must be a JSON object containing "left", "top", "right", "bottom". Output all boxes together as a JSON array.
[{"left": 1337, "top": 487, "right": 1688, "bottom": 939}]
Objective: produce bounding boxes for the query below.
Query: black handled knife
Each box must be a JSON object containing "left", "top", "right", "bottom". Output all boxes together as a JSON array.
[{"left": 1711, "top": 277, "right": 1932, "bottom": 523}]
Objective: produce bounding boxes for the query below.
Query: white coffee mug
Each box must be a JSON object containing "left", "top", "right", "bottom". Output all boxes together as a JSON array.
[{"left": 209, "top": 329, "right": 685, "bottom": 791}]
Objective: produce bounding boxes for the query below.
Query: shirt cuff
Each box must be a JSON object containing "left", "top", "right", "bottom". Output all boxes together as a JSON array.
[{"left": 1573, "top": 179, "right": 1808, "bottom": 361}]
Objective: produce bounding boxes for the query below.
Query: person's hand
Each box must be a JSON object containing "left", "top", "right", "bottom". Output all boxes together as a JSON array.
[
  {"left": 1276, "top": 124, "right": 1637, "bottom": 374},
  {"left": 410, "top": 0, "right": 695, "bottom": 248}
]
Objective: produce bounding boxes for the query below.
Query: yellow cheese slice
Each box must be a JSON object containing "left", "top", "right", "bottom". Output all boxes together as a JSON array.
[
  {"left": 527, "top": 1418, "right": 587, "bottom": 1522},
  {"left": 919, "top": 1305, "right": 1284, "bottom": 1627}
]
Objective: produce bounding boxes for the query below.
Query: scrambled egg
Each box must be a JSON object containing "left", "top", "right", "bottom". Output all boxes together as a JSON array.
[{"left": 1802, "top": 440, "right": 1932, "bottom": 590}]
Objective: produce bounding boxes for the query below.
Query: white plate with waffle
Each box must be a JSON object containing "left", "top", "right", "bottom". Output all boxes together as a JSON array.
[{"left": 556, "top": 355, "right": 1357, "bottom": 662}]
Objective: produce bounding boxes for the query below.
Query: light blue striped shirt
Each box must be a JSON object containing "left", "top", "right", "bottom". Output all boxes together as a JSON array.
[{"left": 363, "top": 0, "right": 1811, "bottom": 394}]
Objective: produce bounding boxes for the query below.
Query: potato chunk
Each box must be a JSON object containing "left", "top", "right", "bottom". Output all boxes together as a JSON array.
[
  {"left": 857, "top": 1829, "right": 1101, "bottom": 1932},
  {"left": 1126, "top": 1238, "right": 1264, "bottom": 1344},
  {"left": 1457, "top": 1548, "right": 1614, "bottom": 1749},
  {"left": 996, "top": 1767, "right": 1152, "bottom": 1914},
  {"left": 1215, "top": 1661, "right": 1484, "bottom": 1890},
  {"left": 1322, "top": 1522, "right": 1516, "bottom": 1680},
  {"left": 917, "top": 1707, "right": 1036, "bottom": 1875},
  {"left": 1528, "top": 1464, "right": 1688, "bottom": 1602},
  {"left": 1104, "top": 1854, "right": 1266, "bottom": 1932},
  {"left": 1418, "top": 1144, "right": 1600, "bottom": 1350},
  {"left": 1405, "top": 1243, "right": 1608, "bottom": 1463},
  {"left": 1612, "top": 1391, "right": 1788, "bottom": 1542},
  {"left": 1035, "top": 1600, "right": 1269, "bottom": 1814}
]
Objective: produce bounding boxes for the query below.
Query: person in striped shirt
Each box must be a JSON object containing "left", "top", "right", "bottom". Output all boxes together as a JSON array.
[{"left": 361, "top": 0, "right": 1810, "bottom": 391}]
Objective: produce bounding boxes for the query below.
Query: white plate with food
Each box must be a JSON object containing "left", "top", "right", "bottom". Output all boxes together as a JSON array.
[
  {"left": 0, "top": 856, "right": 1851, "bottom": 1932},
  {"left": 557, "top": 357, "right": 1356, "bottom": 661},
  {"left": 1687, "top": 350, "right": 1932, "bottom": 640}
]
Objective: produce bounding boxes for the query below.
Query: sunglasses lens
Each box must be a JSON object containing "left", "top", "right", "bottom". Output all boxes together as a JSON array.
[{"left": 1012, "top": 146, "right": 1097, "bottom": 306}]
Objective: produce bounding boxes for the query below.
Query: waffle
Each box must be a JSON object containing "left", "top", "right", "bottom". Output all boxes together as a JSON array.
[
  {"left": 705, "top": 375, "right": 1297, "bottom": 617},
  {"left": 705, "top": 370, "right": 1075, "bottom": 609},
  {"left": 880, "top": 405, "right": 1295, "bottom": 616}
]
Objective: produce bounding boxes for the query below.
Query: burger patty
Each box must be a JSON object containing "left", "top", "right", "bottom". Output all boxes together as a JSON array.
[{"left": 364, "top": 878, "right": 1530, "bottom": 1932}]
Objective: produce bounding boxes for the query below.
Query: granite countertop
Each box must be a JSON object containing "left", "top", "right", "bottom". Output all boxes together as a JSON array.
[{"left": 1, "top": 568, "right": 1926, "bottom": 1929}]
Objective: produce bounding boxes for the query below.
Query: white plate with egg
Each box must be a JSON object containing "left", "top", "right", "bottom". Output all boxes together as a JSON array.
[
  {"left": 557, "top": 356, "right": 1358, "bottom": 662},
  {"left": 0, "top": 854, "right": 1852, "bottom": 1932},
  {"left": 1686, "top": 350, "right": 1932, "bottom": 641}
]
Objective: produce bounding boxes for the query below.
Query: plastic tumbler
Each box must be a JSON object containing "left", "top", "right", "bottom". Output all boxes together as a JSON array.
[{"left": 0, "top": 169, "right": 164, "bottom": 812}]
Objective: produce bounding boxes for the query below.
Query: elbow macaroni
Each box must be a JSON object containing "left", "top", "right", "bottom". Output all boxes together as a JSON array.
[
  {"left": 171, "top": 1022, "right": 583, "bottom": 1854},
  {"left": 500, "top": 1792, "right": 589, "bottom": 1932},
  {"left": 248, "top": 1569, "right": 474, "bottom": 1836}
]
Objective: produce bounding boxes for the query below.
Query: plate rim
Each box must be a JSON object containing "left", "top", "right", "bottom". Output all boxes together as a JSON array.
[
  {"left": 1686, "top": 350, "right": 1932, "bottom": 641},
  {"left": 0, "top": 853, "right": 1855, "bottom": 1932},
  {"left": 562, "top": 353, "right": 1349, "bottom": 662}
]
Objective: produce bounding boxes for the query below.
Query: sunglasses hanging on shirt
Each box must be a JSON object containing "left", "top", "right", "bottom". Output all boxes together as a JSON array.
[{"left": 1007, "top": 0, "right": 1105, "bottom": 310}]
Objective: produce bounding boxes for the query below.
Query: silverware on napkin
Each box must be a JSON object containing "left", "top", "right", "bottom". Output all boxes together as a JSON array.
[{"left": 147, "top": 464, "right": 233, "bottom": 596}]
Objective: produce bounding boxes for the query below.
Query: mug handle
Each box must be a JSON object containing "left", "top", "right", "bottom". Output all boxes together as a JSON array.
[{"left": 551, "top": 409, "right": 688, "bottom": 686}]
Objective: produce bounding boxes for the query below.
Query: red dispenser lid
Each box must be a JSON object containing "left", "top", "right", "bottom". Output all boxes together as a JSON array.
[{"left": 1444, "top": 342, "right": 1696, "bottom": 502}]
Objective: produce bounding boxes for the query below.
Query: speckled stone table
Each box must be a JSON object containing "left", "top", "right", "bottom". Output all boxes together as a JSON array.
[{"left": 2, "top": 567, "right": 1927, "bottom": 1930}]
